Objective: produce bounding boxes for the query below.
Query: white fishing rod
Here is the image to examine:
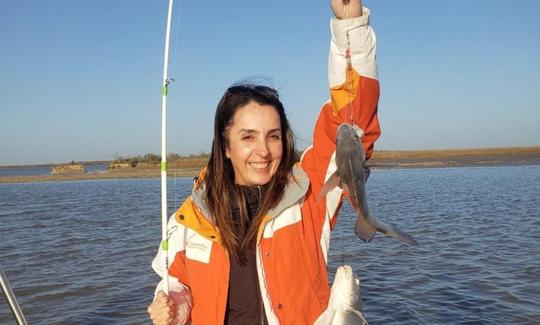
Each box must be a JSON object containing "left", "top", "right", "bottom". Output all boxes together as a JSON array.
[{"left": 160, "top": 0, "right": 175, "bottom": 295}]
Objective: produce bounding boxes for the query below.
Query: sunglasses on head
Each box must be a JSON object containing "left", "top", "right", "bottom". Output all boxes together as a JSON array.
[{"left": 226, "top": 84, "right": 279, "bottom": 98}]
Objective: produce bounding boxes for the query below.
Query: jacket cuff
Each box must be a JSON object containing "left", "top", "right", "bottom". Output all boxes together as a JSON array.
[{"left": 331, "top": 7, "right": 371, "bottom": 51}]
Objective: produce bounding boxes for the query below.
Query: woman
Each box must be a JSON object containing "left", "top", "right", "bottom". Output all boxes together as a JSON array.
[{"left": 148, "top": 0, "right": 380, "bottom": 324}]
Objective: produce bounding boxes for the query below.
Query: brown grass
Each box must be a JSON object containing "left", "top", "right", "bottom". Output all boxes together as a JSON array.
[
  {"left": 1, "top": 146, "right": 539, "bottom": 183},
  {"left": 168, "top": 157, "right": 208, "bottom": 169},
  {"left": 371, "top": 146, "right": 540, "bottom": 159},
  {"left": 369, "top": 146, "right": 540, "bottom": 168}
]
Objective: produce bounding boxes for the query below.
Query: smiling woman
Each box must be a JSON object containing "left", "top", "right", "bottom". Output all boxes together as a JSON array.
[
  {"left": 148, "top": 0, "right": 382, "bottom": 324},
  {"left": 205, "top": 84, "right": 297, "bottom": 268},
  {"left": 225, "top": 102, "right": 283, "bottom": 187},
  {"left": 221, "top": 86, "right": 291, "bottom": 187}
]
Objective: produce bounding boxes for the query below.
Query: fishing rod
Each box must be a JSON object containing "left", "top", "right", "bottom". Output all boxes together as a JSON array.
[
  {"left": 0, "top": 264, "right": 28, "bottom": 325},
  {"left": 160, "top": 0, "right": 175, "bottom": 295}
]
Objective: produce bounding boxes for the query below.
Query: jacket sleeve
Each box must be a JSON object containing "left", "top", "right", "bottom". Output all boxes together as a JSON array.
[
  {"left": 151, "top": 214, "right": 190, "bottom": 299},
  {"left": 300, "top": 7, "right": 380, "bottom": 227}
]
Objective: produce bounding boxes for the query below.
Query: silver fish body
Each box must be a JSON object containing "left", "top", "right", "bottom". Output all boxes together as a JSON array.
[
  {"left": 314, "top": 265, "right": 367, "bottom": 325},
  {"left": 320, "top": 123, "right": 417, "bottom": 245}
]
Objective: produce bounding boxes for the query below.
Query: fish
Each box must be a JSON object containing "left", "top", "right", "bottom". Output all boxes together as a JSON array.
[
  {"left": 314, "top": 265, "right": 367, "bottom": 325},
  {"left": 319, "top": 123, "right": 417, "bottom": 245}
]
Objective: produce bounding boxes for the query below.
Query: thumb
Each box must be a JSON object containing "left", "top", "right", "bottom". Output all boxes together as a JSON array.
[{"left": 156, "top": 291, "right": 169, "bottom": 303}]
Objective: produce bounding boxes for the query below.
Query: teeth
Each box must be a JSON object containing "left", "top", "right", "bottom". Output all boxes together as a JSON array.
[{"left": 250, "top": 162, "right": 270, "bottom": 169}]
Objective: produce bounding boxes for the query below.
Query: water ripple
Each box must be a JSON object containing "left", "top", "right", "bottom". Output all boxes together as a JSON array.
[{"left": 1, "top": 167, "right": 540, "bottom": 324}]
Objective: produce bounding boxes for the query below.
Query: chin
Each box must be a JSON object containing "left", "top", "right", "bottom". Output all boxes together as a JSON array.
[
  {"left": 247, "top": 172, "right": 275, "bottom": 186},
  {"left": 250, "top": 178, "right": 272, "bottom": 186}
]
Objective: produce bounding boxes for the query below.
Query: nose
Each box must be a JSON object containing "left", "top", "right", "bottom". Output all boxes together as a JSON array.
[{"left": 255, "top": 137, "right": 270, "bottom": 158}]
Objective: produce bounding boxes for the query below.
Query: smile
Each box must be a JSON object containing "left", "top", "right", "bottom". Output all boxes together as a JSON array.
[{"left": 249, "top": 162, "right": 271, "bottom": 169}]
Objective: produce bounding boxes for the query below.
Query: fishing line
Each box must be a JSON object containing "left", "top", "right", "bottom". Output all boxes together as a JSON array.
[
  {"left": 336, "top": 31, "right": 355, "bottom": 268},
  {"left": 169, "top": 0, "right": 183, "bottom": 83},
  {"left": 159, "top": 0, "right": 176, "bottom": 295},
  {"left": 345, "top": 31, "right": 355, "bottom": 125},
  {"left": 168, "top": 0, "right": 183, "bottom": 213},
  {"left": 341, "top": 237, "right": 345, "bottom": 266},
  {"left": 174, "top": 170, "right": 177, "bottom": 210}
]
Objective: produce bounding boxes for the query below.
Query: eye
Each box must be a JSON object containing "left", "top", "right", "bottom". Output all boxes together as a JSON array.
[
  {"left": 269, "top": 134, "right": 281, "bottom": 141},
  {"left": 242, "top": 135, "right": 254, "bottom": 141}
]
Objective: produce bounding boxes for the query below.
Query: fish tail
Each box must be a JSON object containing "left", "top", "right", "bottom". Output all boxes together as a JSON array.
[
  {"left": 376, "top": 221, "right": 418, "bottom": 245},
  {"left": 355, "top": 215, "right": 377, "bottom": 242}
]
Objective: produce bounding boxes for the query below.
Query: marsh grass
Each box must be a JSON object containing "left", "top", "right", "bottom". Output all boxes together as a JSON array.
[{"left": 2, "top": 147, "right": 539, "bottom": 183}]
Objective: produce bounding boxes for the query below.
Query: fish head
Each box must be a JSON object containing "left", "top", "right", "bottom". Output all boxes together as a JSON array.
[
  {"left": 337, "top": 123, "right": 364, "bottom": 147},
  {"left": 328, "top": 265, "right": 361, "bottom": 311},
  {"left": 335, "top": 123, "right": 367, "bottom": 178}
]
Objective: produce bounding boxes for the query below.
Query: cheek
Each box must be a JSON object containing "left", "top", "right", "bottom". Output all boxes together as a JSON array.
[
  {"left": 228, "top": 142, "right": 254, "bottom": 161},
  {"left": 273, "top": 142, "right": 284, "bottom": 159}
]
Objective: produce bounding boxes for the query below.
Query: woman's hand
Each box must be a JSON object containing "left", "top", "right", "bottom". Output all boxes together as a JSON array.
[
  {"left": 148, "top": 291, "right": 177, "bottom": 325},
  {"left": 148, "top": 290, "right": 191, "bottom": 325},
  {"left": 331, "top": 0, "right": 362, "bottom": 20}
]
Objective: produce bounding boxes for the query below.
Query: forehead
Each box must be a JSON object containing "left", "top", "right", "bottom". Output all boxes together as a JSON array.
[{"left": 229, "top": 102, "right": 281, "bottom": 131}]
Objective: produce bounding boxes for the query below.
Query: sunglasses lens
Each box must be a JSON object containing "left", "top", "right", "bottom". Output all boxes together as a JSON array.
[{"left": 227, "top": 85, "right": 279, "bottom": 98}]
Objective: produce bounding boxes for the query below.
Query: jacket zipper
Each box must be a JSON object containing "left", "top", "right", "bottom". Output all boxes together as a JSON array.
[{"left": 261, "top": 298, "right": 265, "bottom": 325}]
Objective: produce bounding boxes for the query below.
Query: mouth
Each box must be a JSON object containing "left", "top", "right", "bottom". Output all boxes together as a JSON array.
[{"left": 249, "top": 161, "right": 271, "bottom": 169}]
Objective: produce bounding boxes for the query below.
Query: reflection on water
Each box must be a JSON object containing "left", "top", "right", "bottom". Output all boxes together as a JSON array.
[
  {"left": 0, "top": 165, "right": 54, "bottom": 177},
  {"left": 1, "top": 166, "right": 539, "bottom": 324}
]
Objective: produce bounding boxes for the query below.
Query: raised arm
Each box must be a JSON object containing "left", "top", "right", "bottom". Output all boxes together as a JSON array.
[
  {"left": 300, "top": 0, "right": 380, "bottom": 229},
  {"left": 328, "top": 0, "right": 380, "bottom": 161}
]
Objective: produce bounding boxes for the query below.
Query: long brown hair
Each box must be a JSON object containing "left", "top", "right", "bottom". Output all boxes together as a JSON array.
[{"left": 205, "top": 84, "right": 297, "bottom": 261}]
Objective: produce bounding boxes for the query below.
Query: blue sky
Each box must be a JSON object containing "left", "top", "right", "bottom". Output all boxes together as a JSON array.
[{"left": 1, "top": 0, "right": 539, "bottom": 165}]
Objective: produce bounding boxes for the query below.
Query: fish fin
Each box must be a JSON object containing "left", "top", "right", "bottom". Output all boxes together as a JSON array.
[
  {"left": 352, "top": 124, "right": 365, "bottom": 138},
  {"left": 333, "top": 310, "right": 367, "bottom": 325},
  {"left": 363, "top": 166, "right": 371, "bottom": 182},
  {"left": 313, "top": 311, "right": 334, "bottom": 325},
  {"left": 355, "top": 215, "right": 377, "bottom": 242},
  {"left": 342, "top": 182, "right": 362, "bottom": 211},
  {"left": 374, "top": 220, "right": 418, "bottom": 245},
  {"left": 349, "top": 309, "right": 369, "bottom": 325},
  {"left": 317, "top": 171, "right": 341, "bottom": 202}
]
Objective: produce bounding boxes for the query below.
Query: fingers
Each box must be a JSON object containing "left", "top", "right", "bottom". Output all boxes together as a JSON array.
[
  {"left": 157, "top": 291, "right": 169, "bottom": 303},
  {"left": 331, "top": 0, "right": 362, "bottom": 19},
  {"left": 148, "top": 291, "right": 177, "bottom": 325}
]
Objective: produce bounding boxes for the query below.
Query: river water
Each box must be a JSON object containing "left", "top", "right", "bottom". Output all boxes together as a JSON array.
[
  {"left": 0, "top": 163, "right": 109, "bottom": 177},
  {"left": 1, "top": 166, "right": 539, "bottom": 324}
]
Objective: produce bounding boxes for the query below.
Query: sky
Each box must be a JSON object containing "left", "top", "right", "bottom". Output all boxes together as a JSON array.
[{"left": 1, "top": 0, "right": 539, "bottom": 165}]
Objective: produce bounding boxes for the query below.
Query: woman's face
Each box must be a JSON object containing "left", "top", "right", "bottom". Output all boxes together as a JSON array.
[{"left": 225, "top": 101, "right": 283, "bottom": 186}]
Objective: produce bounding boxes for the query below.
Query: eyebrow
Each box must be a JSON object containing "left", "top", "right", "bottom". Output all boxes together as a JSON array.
[{"left": 238, "top": 128, "right": 281, "bottom": 134}]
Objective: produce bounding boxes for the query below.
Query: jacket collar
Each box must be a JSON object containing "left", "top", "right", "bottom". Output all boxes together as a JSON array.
[
  {"left": 193, "top": 164, "right": 309, "bottom": 222},
  {"left": 178, "top": 165, "right": 310, "bottom": 242},
  {"left": 266, "top": 164, "right": 310, "bottom": 218}
]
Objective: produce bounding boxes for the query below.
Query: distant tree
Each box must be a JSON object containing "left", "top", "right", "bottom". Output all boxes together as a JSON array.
[
  {"left": 167, "top": 153, "right": 183, "bottom": 161},
  {"left": 143, "top": 153, "right": 160, "bottom": 163}
]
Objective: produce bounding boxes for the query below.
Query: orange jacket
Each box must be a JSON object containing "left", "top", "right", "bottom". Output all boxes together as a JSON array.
[{"left": 151, "top": 8, "right": 380, "bottom": 325}]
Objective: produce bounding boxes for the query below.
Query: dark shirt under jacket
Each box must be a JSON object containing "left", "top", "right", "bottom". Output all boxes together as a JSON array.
[{"left": 225, "top": 186, "right": 268, "bottom": 325}]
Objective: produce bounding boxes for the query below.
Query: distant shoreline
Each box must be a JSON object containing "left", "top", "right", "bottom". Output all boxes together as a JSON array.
[
  {"left": 0, "top": 160, "right": 110, "bottom": 169},
  {"left": 1, "top": 146, "right": 539, "bottom": 184},
  {"left": 368, "top": 146, "right": 540, "bottom": 169}
]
